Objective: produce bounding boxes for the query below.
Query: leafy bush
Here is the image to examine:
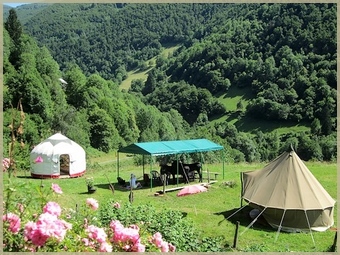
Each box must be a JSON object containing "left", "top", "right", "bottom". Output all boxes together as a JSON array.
[{"left": 99, "top": 199, "right": 230, "bottom": 252}]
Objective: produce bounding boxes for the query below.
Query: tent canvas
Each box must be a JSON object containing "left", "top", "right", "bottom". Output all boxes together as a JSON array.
[
  {"left": 30, "top": 133, "right": 86, "bottom": 178},
  {"left": 241, "top": 149, "right": 335, "bottom": 233}
]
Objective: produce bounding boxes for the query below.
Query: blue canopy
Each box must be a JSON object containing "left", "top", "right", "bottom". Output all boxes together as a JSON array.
[
  {"left": 118, "top": 139, "right": 223, "bottom": 156},
  {"left": 117, "top": 139, "right": 225, "bottom": 189}
]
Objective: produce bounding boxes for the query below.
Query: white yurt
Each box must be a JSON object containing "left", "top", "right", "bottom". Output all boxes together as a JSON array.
[{"left": 30, "top": 133, "right": 86, "bottom": 178}]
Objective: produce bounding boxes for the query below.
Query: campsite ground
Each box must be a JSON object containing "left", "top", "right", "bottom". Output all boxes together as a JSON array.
[{"left": 3, "top": 155, "right": 337, "bottom": 252}]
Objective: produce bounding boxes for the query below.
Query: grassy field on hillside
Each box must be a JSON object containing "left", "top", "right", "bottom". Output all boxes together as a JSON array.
[
  {"left": 4, "top": 155, "right": 337, "bottom": 252},
  {"left": 213, "top": 85, "right": 310, "bottom": 135},
  {"left": 217, "top": 85, "right": 254, "bottom": 112},
  {"left": 119, "top": 45, "right": 180, "bottom": 91}
]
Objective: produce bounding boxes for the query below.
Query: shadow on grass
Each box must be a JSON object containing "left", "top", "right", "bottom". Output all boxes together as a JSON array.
[
  {"left": 16, "top": 175, "right": 34, "bottom": 179},
  {"left": 95, "top": 181, "right": 166, "bottom": 192},
  {"left": 215, "top": 205, "right": 274, "bottom": 232}
]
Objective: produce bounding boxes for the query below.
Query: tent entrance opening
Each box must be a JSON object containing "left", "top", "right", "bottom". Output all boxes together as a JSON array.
[{"left": 60, "top": 154, "right": 70, "bottom": 175}]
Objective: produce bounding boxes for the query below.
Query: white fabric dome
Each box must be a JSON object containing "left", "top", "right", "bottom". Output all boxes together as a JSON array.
[{"left": 30, "top": 133, "right": 86, "bottom": 178}]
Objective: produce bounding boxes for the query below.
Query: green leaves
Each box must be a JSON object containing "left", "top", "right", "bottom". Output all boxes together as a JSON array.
[{"left": 98, "top": 200, "right": 229, "bottom": 252}]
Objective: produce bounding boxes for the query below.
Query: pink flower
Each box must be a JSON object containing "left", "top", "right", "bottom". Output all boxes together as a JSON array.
[
  {"left": 34, "top": 156, "right": 43, "bottom": 163},
  {"left": 24, "top": 221, "right": 48, "bottom": 246},
  {"left": 2, "top": 157, "right": 10, "bottom": 171},
  {"left": 60, "top": 219, "right": 72, "bottom": 230},
  {"left": 151, "top": 232, "right": 163, "bottom": 247},
  {"left": 110, "top": 220, "right": 124, "bottom": 231},
  {"left": 86, "top": 198, "right": 99, "bottom": 210},
  {"left": 43, "top": 201, "right": 62, "bottom": 217},
  {"left": 36, "top": 213, "right": 63, "bottom": 239},
  {"left": 51, "top": 183, "right": 63, "bottom": 194},
  {"left": 109, "top": 220, "right": 142, "bottom": 251},
  {"left": 86, "top": 225, "right": 107, "bottom": 243},
  {"left": 161, "top": 241, "right": 169, "bottom": 252},
  {"left": 132, "top": 240, "right": 146, "bottom": 252},
  {"left": 99, "top": 242, "right": 113, "bottom": 252},
  {"left": 17, "top": 203, "right": 24, "bottom": 213},
  {"left": 3, "top": 212, "right": 21, "bottom": 233},
  {"left": 168, "top": 243, "right": 176, "bottom": 252},
  {"left": 24, "top": 211, "right": 72, "bottom": 247},
  {"left": 82, "top": 238, "right": 89, "bottom": 246},
  {"left": 23, "top": 221, "right": 36, "bottom": 241},
  {"left": 113, "top": 202, "right": 120, "bottom": 208}
]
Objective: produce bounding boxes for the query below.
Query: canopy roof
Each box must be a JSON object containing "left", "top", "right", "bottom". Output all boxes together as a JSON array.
[{"left": 118, "top": 139, "right": 223, "bottom": 156}]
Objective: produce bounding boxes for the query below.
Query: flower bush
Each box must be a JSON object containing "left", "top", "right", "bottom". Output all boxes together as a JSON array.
[{"left": 3, "top": 181, "right": 176, "bottom": 252}]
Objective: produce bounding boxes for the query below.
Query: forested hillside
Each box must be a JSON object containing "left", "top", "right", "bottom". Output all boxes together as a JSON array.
[{"left": 2, "top": 3, "right": 337, "bottom": 168}]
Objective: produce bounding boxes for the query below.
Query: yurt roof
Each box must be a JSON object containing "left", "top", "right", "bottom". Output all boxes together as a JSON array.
[{"left": 31, "top": 133, "right": 85, "bottom": 157}]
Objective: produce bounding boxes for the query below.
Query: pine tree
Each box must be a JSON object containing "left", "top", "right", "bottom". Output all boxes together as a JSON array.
[{"left": 5, "top": 9, "right": 23, "bottom": 68}]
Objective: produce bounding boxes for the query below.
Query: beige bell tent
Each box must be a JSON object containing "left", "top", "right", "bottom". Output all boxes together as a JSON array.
[
  {"left": 241, "top": 148, "right": 335, "bottom": 234},
  {"left": 30, "top": 133, "right": 86, "bottom": 178}
]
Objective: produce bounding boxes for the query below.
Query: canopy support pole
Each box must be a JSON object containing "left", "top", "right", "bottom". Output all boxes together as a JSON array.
[
  {"left": 274, "top": 209, "right": 286, "bottom": 242},
  {"left": 225, "top": 205, "right": 248, "bottom": 221},
  {"left": 150, "top": 156, "right": 154, "bottom": 191},
  {"left": 240, "top": 207, "right": 267, "bottom": 236},
  {"left": 200, "top": 152, "right": 204, "bottom": 182},
  {"left": 304, "top": 210, "right": 316, "bottom": 247},
  {"left": 180, "top": 160, "right": 189, "bottom": 183},
  {"left": 142, "top": 155, "right": 145, "bottom": 176},
  {"left": 176, "top": 154, "right": 179, "bottom": 186}
]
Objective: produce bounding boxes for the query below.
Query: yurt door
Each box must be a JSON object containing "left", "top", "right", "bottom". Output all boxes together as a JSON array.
[{"left": 60, "top": 154, "right": 70, "bottom": 175}]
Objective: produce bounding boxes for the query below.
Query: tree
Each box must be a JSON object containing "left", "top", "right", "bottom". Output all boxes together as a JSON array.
[
  {"left": 5, "top": 9, "right": 22, "bottom": 46},
  {"left": 142, "top": 69, "right": 157, "bottom": 95},
  {"left": 319, "top": 134, "right": 336, "bottom": 161},
  {"left": 129, "top": 79, "right": 145, "bottom": 93},
  {"left": 297, "top": 132, "right": 323, "bottom": 161},
  {"left": 88, "top": 107, "right": 120, "bottom": 152},
  {"left": 6, "top": 51, "right": 54, "bottom": 123},
  {"left": 64, "top": 108, "right": 91, "bottom": 148},
  {"left": 310, "top": 118, "right": 321, "bottom": 136},
  {"left": 5, "top": 9, "right": 23, "bottom": 68},
  {"left": 63, "top": 64, "right": 87, "bottom": 109}
]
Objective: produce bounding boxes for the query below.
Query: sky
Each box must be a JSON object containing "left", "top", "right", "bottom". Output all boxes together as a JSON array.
[{"left": 4, "top": 3, "right": 28, "bottom": 7}]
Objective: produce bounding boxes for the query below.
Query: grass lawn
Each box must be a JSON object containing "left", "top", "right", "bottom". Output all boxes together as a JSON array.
[{"left": 3, "top": 157, "right": 337, "bottom": 252}]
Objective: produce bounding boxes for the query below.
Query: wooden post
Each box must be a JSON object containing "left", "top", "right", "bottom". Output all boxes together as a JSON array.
[
  {"left": 331, "top": 231, "right": 337, "bottom": 252},
  {"left": 129, "top": 174, "right": 134, "bottom": 203},
  {"left": 162, "top": 174, "right": 166, "bottom": 194},
  {"left": 233, "top": 221, "right": 240, "bottom": 249}
]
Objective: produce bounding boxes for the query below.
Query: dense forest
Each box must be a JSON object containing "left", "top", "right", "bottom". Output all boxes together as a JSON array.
[{"left": 2, "top": 3, "right": 337, "bottom": 170}]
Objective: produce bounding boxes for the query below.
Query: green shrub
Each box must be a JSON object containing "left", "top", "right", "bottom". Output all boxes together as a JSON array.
[{"left": 98, "top": 199, "right": 229, "bottom": 252}]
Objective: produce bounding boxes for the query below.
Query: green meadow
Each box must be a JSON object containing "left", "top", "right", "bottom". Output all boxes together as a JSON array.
[{"left": 4, "top": 153, "right": 337, "bottom": 252}]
